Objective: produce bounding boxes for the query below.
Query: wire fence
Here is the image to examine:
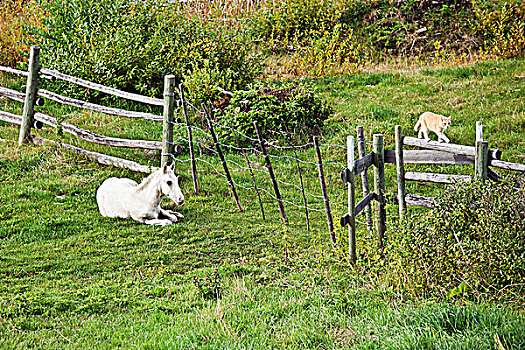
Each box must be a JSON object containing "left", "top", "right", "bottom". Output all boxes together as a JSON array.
[{"left": 0, "top": 50, "right": 369, "bottom": 243}]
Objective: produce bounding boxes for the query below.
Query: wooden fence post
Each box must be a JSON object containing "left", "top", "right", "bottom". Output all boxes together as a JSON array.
[
  {"left": 314, "top": 136, "right": 336, "bottom": 247},
  {"left": 373, "top": 134, "right": 386, "bottom": 250},
  {"left": 203, "top": 104, "right": 243, "bottom": 212},
  {"left": 179, "top": 84, "right": 199, "bottom": 194},
  {"left": 254, "top": 122, "right": 288, "bottom": 226},
  {"left": 289, "top": 141, "right": 310, "bottom": 230},
  {"left": 18, "top": 46, "right": 40, "bottom": 145},
  {"left": 475, "top": 140, "right": 489, "bottom": 182},
  {"left": 161, "top": 75, "right": 176, "bottom": 167},
  {"left": 233, "top": 132, "right": 266, "bottom": 222},
  {"left": 347, "top": 136, "right": 357, "bottom": 264},
  {"left": 476, "top": 121, "right": 483, "bottom": 142},
  {"left": 356, "top": 126, "right": 373, "bottom": 231},
  {"left": 395, "top": 125, "right": 407, "bottom": 219}
]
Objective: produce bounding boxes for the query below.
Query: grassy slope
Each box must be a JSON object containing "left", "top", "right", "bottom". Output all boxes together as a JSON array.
[{"left": 1, "top": 58, "right": 525, "bottom": 349}]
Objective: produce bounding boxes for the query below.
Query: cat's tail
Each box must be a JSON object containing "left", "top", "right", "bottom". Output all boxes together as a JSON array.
[{"left": 414, "top": 119, "right": 421, "bottom": 131}]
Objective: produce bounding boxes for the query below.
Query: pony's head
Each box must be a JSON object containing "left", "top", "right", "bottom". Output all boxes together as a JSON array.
[{"left": 160, "top": 163, "right": 184, "bottom": 205}]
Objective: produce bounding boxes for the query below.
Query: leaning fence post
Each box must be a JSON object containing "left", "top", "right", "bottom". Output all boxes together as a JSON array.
[
  {"left": 290, "top": 143, "right": 310, "bottom": 231},
  {"left": 161, "top": 75, "right": 176, "bottom": 167},
  {"left": 373, "top": 134, "right": 386, "bottom": 250},
  {"left": 232, "top": 132, "right": 266, "bottom": 222},
  {"left": 179, "top": 84, "right": 199, "bottom": 194},
  {"left": 253, "top": 122, "right": 288, "bottom": 226},
  {"left": 18, "top": 46, "right": 40, "bottom": 146},
  {"left": 395, "top": 125, "right": 407, "bottom": 219},
  {"left": 203, "top": 104, "right": 243, "bottom": 211},
  {"left": 356, "top": 126, "right": 373, "bottom": 231},
  {"left": 475, "top": 140, "right": 489, "bottom": 182},
  {"left": 314, "top": 136, "right": 336, "bottom": 247},
  {"left": 347, "top": 136, "right": 357, "bottom": 264}
]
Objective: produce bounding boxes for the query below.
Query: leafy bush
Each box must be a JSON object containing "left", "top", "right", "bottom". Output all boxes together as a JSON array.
[
  {"left": 474, "top": 0, "right": 525, "bottom": 58},
  {"left": 0, "top": 0, "right": 46, "bottom": 67},
  {"left": 384, "top": 179, "right": 525, "bottom": 300},
  {"left": 27, "top": 0, "right": 261, "bottom": 105},
  {"left": 214, "top": 81, "right": 333, "bottom": 146},
  {"left": 289, "top": 23, "right": 362, "bottom": 77}
]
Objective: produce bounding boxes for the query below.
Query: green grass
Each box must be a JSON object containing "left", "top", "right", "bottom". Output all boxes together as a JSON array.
[{"left": 1, "top": 58, "right": 525, "bottom": 348}]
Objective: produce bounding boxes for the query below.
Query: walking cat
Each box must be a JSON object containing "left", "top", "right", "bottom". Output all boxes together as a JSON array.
[{"left": 414, "top": 112, "right": 452, "bottom": 143}]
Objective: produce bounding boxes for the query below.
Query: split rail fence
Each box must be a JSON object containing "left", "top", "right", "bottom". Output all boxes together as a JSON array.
[
  {"left": 341, "top": 123, "right": 525, "bottom": 263},
  {"left": 0, "top": 46, "right": 348, "bottom": 247},
  {"left": 3, "top": 47, "right": 525, "bottom": 264}
]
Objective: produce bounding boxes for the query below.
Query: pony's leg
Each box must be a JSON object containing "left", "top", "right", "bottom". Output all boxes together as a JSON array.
[
  {"left": 144, "top": 218, "right": 173, "bottom": 226},
  {"left": 159, "top": 208, "right": 183, "bottom": 222}
]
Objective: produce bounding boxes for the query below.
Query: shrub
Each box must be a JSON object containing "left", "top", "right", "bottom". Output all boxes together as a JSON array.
[
  {"left": 474, "top": 0, "right": 525, "bottom": 58},
  {"left": 384, "top": 179, "right": 525, "bottom": 300},
  {"left": 289, "top": 23, "right": 362, "bottom": 77},
  {"left": 214, "top": 81, "right": 333, "bottom": 147},
  {"left": 0, "top": 0, "right": 46, "bottom": 67},
  {"left": 27, "top": 0, "right": 261, "bottom": 105}
]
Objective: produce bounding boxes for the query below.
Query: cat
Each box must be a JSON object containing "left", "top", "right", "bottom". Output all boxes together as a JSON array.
[{"left": 414, "top": 112, "right": 451, "bottom": 143}]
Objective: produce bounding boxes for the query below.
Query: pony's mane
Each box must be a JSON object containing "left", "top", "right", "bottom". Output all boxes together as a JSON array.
[{"left": 136, "top": 169, "right": 162, "bottom": 193}]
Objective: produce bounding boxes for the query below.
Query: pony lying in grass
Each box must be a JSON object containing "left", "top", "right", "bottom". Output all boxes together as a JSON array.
[{"left": 96, "top": 163, "right": 184, "bottom": 226}]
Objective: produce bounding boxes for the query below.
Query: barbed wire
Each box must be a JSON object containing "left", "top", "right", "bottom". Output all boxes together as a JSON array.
[{"left": 161, "top": 97, "right": 367, "bottom": 227}]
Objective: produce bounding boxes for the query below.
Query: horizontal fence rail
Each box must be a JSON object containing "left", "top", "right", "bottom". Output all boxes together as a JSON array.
[
  {"left": 40, "top": 67, "right": 164, "bottom": 106},
  {"left": 37, "top": 89, "right": 163, "bottom": 121}
]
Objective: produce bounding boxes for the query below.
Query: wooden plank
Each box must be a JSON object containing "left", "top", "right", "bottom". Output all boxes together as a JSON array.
[
  {"left": 476, "top": 121, "right": 483, "bottom": 142},
  {"left": 180, "top": 84, "right": 199, "bottom": 194},
  {"left": 405, "top": 193, "right": 435, "bottom": 208},
  {"left": 34, "top": 112, "right": 162, "bottom": 150},
  {"left": 40, "top": 67, "right": 164, "bottom": 106},
  {"left": 403, "top": 136, "right": 501, "bottom": 160},
  {"left": 37, "top": 89, "right": 162, "bottom": 121},
  {"left": 33, "top": 137, "right": 155, "bottom": 173},
  {"left": 0, "top": 66, "right": 28, "bottom": 77},
  {"left": 205, "top": 104, "right": 243, "bottom": 212},
  {"left": 405, "top": 172, "right": 471, "bottom": 184},
  {"left": 315, "top": 136, "right": 335, "bottom": 245},
  {"left": 356, "top": 126, "right": 373, "bottom": 231},
  {"left": 355, "top": 192, "right": 375, "bottom": 217},
  {"left": 161, "top": 76, "right": 176, "bottom": 167},
  {"left": 19, "top": 46, "right": 39, "bottom": 145},
  {"left": 395, "top": 125, "right": 407, "bottom": 219},
  {"left": 490, "top": 159, "right": 525, "bottom": 172},
  {"left": 0, "top": 87, "right": 25, "bottom": 103},
  {"left": 373, "top": 134, "right": 386, "bottom": 250},
  {"left": 385, "top": 149, "right": 474, "bottom": 164},
  {"left": 0, "top": 110, "right": 22, "bottom": 125},
  {"left": 475, "top": 140, "right": 489, "bottom": 181},
  {"left": 254, "top": 121, "right": 288, "bottom": 225},
  {"left": 347, "top": 135, "right": 356, "bottom": 262},
  {"left": 353, "top": 152, "right": 374, "bottom": 177}
]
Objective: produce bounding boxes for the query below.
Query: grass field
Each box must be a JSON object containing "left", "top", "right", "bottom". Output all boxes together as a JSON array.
[{"left": 1, "top": 57, "right": 525, "bottom": 348}]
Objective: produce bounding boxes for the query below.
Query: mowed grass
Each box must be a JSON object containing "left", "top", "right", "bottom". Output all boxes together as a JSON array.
[{"left": 1, "top": 58, "right": 525, "bottom": 349}]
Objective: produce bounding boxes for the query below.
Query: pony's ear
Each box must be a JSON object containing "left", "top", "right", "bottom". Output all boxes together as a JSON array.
[
  {"left": 162, "top": 163, "right": 169, "bottom": 173},
  {"left": 170, "top": 163, "right": 175, "bottom": 171}
]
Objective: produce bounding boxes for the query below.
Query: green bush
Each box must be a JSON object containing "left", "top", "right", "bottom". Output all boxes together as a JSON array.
[
  {"left": 474, "top": 0, "right": 525, "bottom": 58},
  {"left": 214, "top": 81, "right": 333, "bottom": 147},
  {"left": 27, "top": 0, "right": 261, "bottom": 105},
  {"left": 384, "top": 179, "right": 525, "bottom": 300}
]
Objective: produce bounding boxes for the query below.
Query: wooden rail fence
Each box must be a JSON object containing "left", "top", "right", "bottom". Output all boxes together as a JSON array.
[
  {"left": 340, "top": 123, "right": 525, "bottom": 263},
  {"left": 3, "top": 47, "right": 525, "bottom": 259},
  {"left": 0, "top": 46, "right": 172, "bottom": 173}
]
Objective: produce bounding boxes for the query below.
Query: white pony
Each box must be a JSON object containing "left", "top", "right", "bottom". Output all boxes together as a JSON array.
[{"left": 96, "top": 163, "right": 184, "bottom": 226}]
